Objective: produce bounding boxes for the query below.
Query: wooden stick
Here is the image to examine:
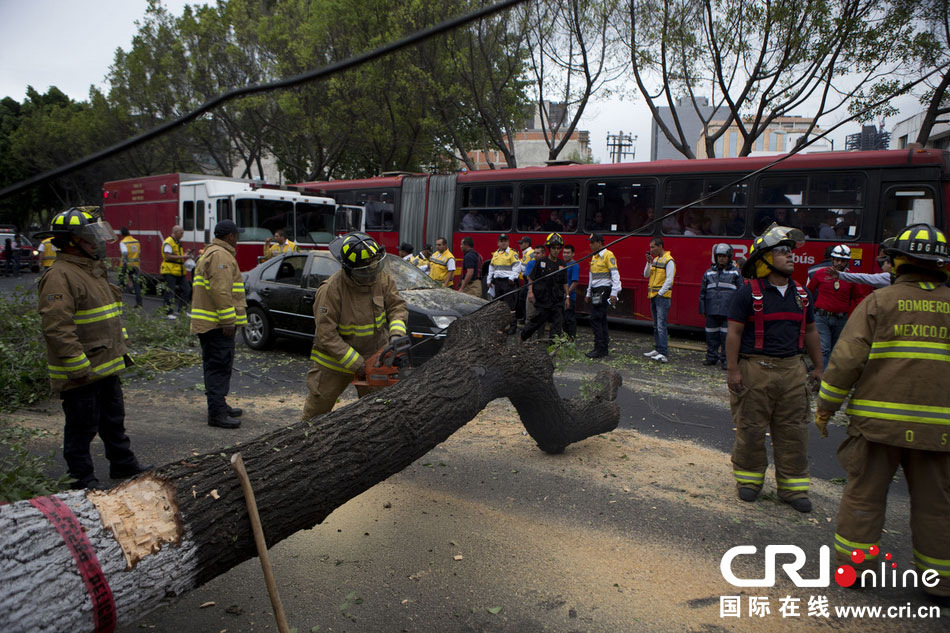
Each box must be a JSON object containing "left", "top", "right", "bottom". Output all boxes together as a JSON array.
[{"left": 230, "top": 452, "right": 291, "bottom": 633}]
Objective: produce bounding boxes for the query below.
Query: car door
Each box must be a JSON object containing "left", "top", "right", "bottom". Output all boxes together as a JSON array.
[
  {"left": 297, "top": 252, "right": 342, "bottom": 335},
  {"left": 257, "top": 254, "right": 309, "bottom": 334}
]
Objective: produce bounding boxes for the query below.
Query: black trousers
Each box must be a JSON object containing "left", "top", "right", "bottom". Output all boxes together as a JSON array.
[
  {"left": 515, "top": 283, "right": 528, "bottom": 321},
  {"left": 121, "top": 265, "right": 143, "bottom": 306},
  {"left": 199, "top": 328, "right": 236, "bottom": 419},
  {"left": 163, "top": 273, "right": 190, "bottom": 313},
  {"left": 563, "top": 298, "right": 577, "bottom": 339},
  {"left": 61, "top": 376, "right": 135, "bottom": 483},
  {"left": 521, "top": 302, "right": 564, "bottom": 340},
  {"left": 589, "top": 287, "right": 610, "bottom": 352},
  {"left": 704, "top": 314, "right": 728, "bottom": 364}
]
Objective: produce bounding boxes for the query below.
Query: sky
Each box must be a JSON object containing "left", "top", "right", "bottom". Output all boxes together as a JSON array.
[{"left": 0, "top": 0, "right": 924, "bottom": 166}]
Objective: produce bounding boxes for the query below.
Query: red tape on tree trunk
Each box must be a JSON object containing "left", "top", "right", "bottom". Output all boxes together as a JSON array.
[{"left": 30, "top": 495, "right": 116, "bottom": 633}]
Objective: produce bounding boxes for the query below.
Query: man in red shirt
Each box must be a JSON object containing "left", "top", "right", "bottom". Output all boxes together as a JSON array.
[{"left": 806, "top": 244, "right": 861, "bottom": 369}]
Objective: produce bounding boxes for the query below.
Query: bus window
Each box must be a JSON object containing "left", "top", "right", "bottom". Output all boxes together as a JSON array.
[
  {"left": 235, "top": 198, "right": 293, "bottom": 242},
  {"left": 459, "top": 184, "right": 513, "bottom": 231},
  {"left": 756, "top": 174, "right": 864, "bottom": 240},
  {"left": 662, "top": 178, "right": 746, "bottom": 236},
  {"left": 883, "top": 187, "right": 936, "bottom": 239},
  {"left": 296, "top": 201, "right": 337, "bottom": 244},
  {"left": 516, "top": 182, "right": 579, "bottom": 233},
  {"left": 585, "top": 179, "right": 656, "bottom": 234}
]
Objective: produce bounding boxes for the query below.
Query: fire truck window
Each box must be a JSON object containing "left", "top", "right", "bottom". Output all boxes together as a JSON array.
[
  {"left": 235, "top": 198, "right": 293, "bottom": 242},
  {"left": 216, "top": 199, "right": 232, "bottom": 222},
  {"left": 183, "top": 201, "right": 195, "bottom": 231},
  {"left": 586, "top": 180, "right": 656, "bottom": 234},
  {"left": 296, "top": 202, "right": 336, "bottom": 244},
  {"left": 196, "top": 201, "right": 205, "bottom": 231}
]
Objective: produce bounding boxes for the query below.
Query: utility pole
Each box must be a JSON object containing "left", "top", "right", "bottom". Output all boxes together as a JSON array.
[{"left": 606, "top": 131, "right": 636, "bottom": 163}]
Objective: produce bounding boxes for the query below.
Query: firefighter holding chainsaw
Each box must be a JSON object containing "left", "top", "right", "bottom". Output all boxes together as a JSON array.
[{"left": 302, "top": 232, "right": 408, "bottom": 418}]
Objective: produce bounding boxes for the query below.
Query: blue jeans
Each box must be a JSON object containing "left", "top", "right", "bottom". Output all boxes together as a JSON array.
[
  {"left": 650, "top": 295, "right": 670, "bottom": 356},
  {"left": 815, "top": 312, "right": 848, "bottom": 369}
]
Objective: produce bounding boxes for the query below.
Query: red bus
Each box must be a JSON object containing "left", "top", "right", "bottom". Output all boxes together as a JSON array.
[
  {"left": 101, "top": 174, "right": 352, "bottom": 274},
  {"left": 297, "top": 150, "right": 950, "bottom": 328}
]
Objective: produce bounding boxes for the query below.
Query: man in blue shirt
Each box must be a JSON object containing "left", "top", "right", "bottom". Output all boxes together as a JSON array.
[{"left": 563, "top": 243, "right": 580, "bottom": 340}]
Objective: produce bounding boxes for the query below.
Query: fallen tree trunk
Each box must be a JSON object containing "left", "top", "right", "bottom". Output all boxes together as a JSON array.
[{"left": 0, "top": 302, "right": 621, "bottom": 633}]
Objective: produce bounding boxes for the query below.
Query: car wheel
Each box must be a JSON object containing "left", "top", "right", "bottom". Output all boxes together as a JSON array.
[{"left": 242, "top": 306, "right": 273, "bottom": 350}]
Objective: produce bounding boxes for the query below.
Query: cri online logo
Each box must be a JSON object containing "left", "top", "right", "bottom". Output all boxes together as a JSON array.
[{"left": 721, "top": 545, "right": 941, "bottom": 589}]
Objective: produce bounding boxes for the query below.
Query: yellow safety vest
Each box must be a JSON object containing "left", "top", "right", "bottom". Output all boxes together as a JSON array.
[
  {"left": 121, "top": 235, "right": 141, "bottom": 269},
  {"left": 161, "top": 236, "right": 185, "bottom": 276},
  {"left": 490, "top": 248, "right": 519, "bottom": 279},
  {"left": 428, "top": 249, "right": 455, "bottom": 282},
  {"left": 40, "top": 237, "right": 57, "bottom": 268},
  {"left": 519, "top": 247, "right": 534, "bottom": 280},
  {"left": 648, "top": 251, "right": 675, "bottom": 298},
  {"left": 264, "top": 239, "right": 298, "bottom": 260}
]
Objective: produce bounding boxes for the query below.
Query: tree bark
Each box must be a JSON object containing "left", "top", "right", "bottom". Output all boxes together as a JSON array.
[{"left": 0, "top": 302, "right": 621, "bottom": 633}]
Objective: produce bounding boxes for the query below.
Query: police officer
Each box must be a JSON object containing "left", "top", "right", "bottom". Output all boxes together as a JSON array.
[
  {"left": 36, "top": 208, "right": 150, "bottom": 489},
  {"left": 585, "top": 233, "right": 621, "bottom": 358},
  {"left": 486, "top": 233, "right": 521, "bottom": 333},
  {"left": 815, "top": 223, "right": 950, "bottom": 602},
  {"left": 700, "top": 243, "right": 742, "bottom": 369},
  {"left": 119, "top": 227, "right": 143, "bottom": 308},
  {"left": 726, "top": 223, "right": 823, "bottom": 513},
  {"left": 302, "top": 233, "right": 409, "bottom": 418},
  {"left": 191, "top": 220, "right": 248, "bottom": 429}
]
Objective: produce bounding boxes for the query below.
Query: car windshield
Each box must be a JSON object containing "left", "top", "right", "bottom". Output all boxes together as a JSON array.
[{"left": 383, "top": 253, "right": 441, "bottom": 290}]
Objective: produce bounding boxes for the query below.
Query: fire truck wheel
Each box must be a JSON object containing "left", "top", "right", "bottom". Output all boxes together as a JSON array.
[{"left": 242, "top": 306, "right": 273, "bottom": 350}]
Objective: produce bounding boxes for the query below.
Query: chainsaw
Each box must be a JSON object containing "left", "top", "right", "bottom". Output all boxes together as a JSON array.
[{"left": 351, "top": 335, "right": 412, "bottom": 387}]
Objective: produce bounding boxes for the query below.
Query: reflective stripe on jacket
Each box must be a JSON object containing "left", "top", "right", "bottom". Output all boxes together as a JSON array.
[
  {"left": 817, "top": 274, "right": 950, "bottom": 451},
  {"left": 488, "top": 247, "right": 520, "bottom": 282},
  {"left": 38, "top": 253, "right": 130, "bottom": 392},
  {"left": 588, "top": 248, "right": 621, "bottom": 297},
  {"left": 311, "top": 270, "right": 409, "bottom": 374},
  {"left": 121, "top": 236, "right": 141, "bottom": 268},
  {"left": 190, "top": 239, "right": 247, "bottom": 333},
  {"left": 161, "top": 236, "right": 184, "bottom": 276},
  {"left": 263, "top": 240, "right": 298, "bottom": 260}
]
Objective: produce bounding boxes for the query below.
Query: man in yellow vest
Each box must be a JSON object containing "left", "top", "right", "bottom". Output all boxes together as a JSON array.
[
  {"left": 428, "top": 237, "right": 456, "bottom": 289},
  {"left": 38, "top": 236, "right": 57, "bottom": 269},
  {"left": 119, "top": 227, "right": 143, "bottom": 308},
  {"left": 262, "top": 229, "right": 298, "bottom": 261},
  {"left": 516, "top": 236, "right": 535, "bottom": 325},
  {"left": 487, "top": 233, "right": 520, "bottom": 333},
  {"left": 161, "top": 225, "right": 193, "bottom": 319},
  {"left": 643, "top": 237, "right": 675, "bottom": 363},
  {"left": 585, "top": 233, "right": 621, "bottom": 358}
]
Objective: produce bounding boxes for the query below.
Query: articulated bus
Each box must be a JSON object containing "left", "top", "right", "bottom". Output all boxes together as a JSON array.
[{"left": 296, "top": 150, "right": 949, "bottom": 329}]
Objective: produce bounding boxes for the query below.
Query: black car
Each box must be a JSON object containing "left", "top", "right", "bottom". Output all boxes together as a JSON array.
[{"left": 241, "top": 251, "right": 485, "bottom": 364}]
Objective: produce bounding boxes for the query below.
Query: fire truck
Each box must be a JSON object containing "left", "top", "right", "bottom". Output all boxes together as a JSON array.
[{"left": 101, "top": 173, "right": 361, "bottom": 275}]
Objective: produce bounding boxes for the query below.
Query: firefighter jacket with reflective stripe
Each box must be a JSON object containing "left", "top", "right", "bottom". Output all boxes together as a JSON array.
[
  {"left": 488, "top": 247, "right": 520, "bottom": 282},
  {"left": 428, "top": 249, "right": 455, "bottom": 283},
  {"left": 817, "top": 273, "right": 950, "bottom": 451},
  {"left": 39, "top": 237, "right": 57, "bottom": 268},
  {"left": 190, "top": 239, "right": 247, "bottom": 333},
  {"left": 587, "top": 248, "right": 621, "bottom": 297},
  {"left": 161, "top": 236, "right": 185, "bottom": 276},
  {"left": 120, "top": 236, "right": 141, "bottom": 268},
  {"left": 646, "top": 251, "right": 675, "bottom": 298},
  {"left": 38, "top": 253, "right": 130, "bottom": 392},
  {"left": 699, "top": 263, "right": 742, "bottom": 316},
  {"left": 310, "top": 270, "right": 409, "bottom": 374},
  {"left": 263, "top": 239, "right": 298, "bottom": 260}
]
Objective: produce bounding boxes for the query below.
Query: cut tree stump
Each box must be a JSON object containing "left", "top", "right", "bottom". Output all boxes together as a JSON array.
[{"left": 0, "top": 302, "right": 621, "bottom": 633}]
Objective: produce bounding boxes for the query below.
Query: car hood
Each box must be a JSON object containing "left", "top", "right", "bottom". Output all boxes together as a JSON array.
[{"left": 400, "top": 288, "right": 485, "bottom": 316}]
